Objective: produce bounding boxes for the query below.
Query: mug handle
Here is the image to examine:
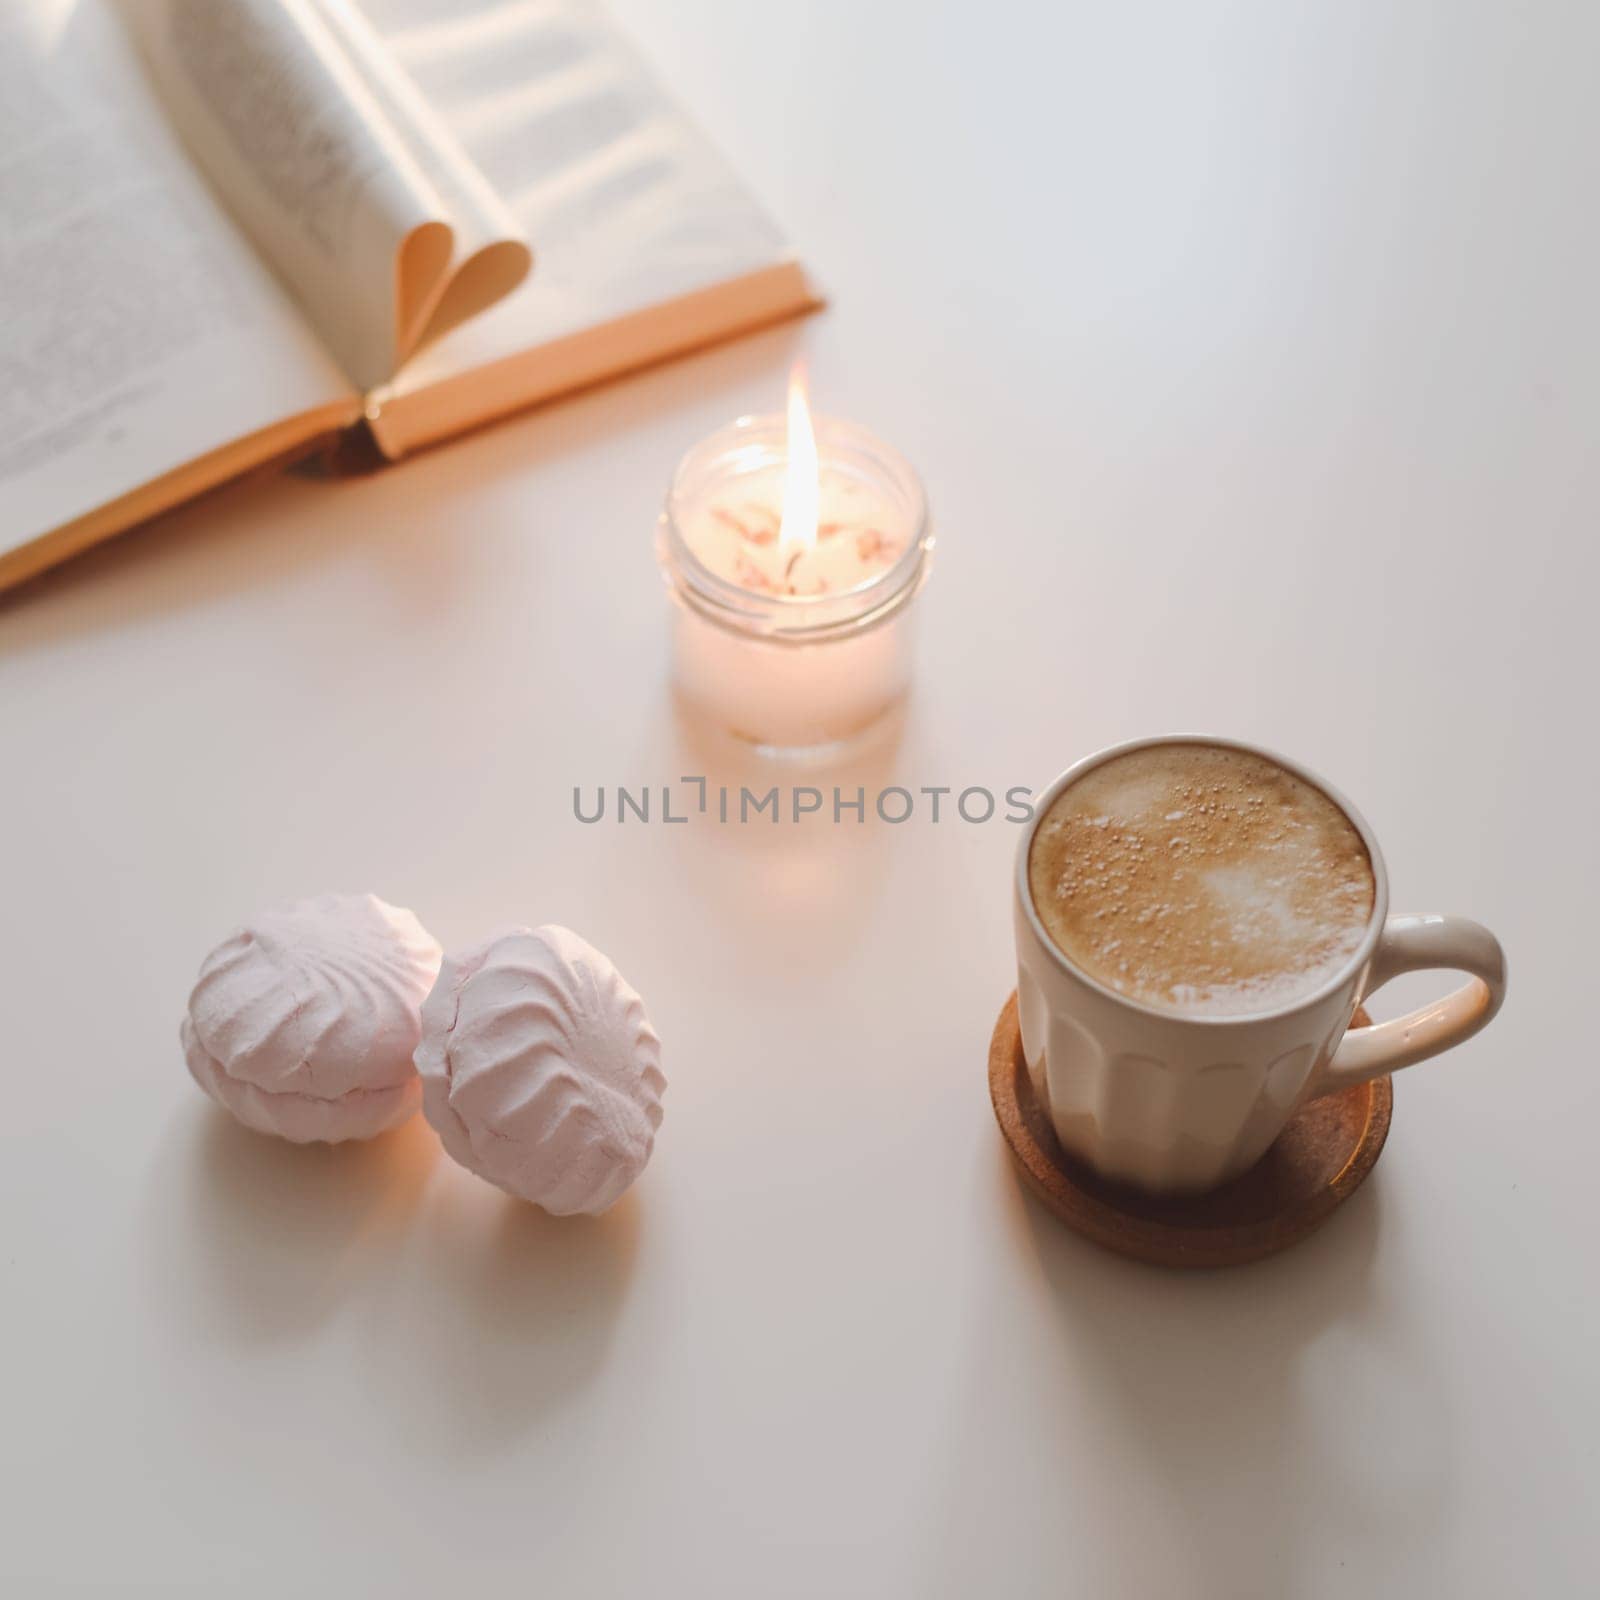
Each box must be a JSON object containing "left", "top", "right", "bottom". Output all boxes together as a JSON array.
[{"left": 1311, "top": 914, "right": 1507, "bottom": 1096}]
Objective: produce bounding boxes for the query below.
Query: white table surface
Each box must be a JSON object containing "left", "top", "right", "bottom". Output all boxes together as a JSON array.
[{"left": 4, "top": 2, "right": 1597, "bottom": 1594}]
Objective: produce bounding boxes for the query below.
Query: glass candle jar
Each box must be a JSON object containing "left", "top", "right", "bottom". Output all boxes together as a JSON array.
[{"left": 656, "top": 412, "right": 933, "bottom": 758}]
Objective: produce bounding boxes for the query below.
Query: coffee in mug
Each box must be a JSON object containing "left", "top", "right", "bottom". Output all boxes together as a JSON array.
[
  {"left": 1028, "top": 742, "right": 1376, "bottom": 1018},
  {"left": 1013, "top": 737, "right": 1506, "bottom": 1193}
]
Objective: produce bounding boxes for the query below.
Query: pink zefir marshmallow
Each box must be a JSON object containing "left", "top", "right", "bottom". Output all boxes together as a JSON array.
[
  {"left": 181, "top": 893, "right": 442, "bottom": 1143},
  {"left": 415, "top": 926, "right": 666, "bottom": 1215}
]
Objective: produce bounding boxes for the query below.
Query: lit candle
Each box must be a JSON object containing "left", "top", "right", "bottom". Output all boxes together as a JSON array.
[{"left": 656, "top": 369, "right": 933, "bottom": 755}]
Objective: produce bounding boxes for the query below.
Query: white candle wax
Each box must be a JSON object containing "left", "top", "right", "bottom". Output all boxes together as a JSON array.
[
  {"left": 657, "top": 410, "right": 932, "bottom": 756},
  {"left": 679, "top": 464, "right": 907, "bottom": 598},
  {"left": 669, "top": 577, "right": 915, "bottom": 751}
]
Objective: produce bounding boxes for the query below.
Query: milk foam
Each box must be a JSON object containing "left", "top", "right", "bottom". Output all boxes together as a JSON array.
[{"left": 1028, "top": 745, "right": 1375, "bottom": 1017}]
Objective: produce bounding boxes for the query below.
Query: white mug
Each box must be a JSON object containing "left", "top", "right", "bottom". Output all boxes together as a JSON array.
[{"left": 1013, "top": 736, "right": 1507, "bottom": 1194}]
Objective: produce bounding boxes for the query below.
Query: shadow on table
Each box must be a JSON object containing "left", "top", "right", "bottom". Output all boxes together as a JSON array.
[
  {"left": 167, "top": 1106, "right": 439, "bottom": 1344},
  {"left": 151, "top": 1102, "right": 642, "bottom": 1458},
  {"left": 915, "top": 1143, "right": 1455, "bottom": 1597},
  {"left": 377, "top": 1178, "right": 643, "bottom": 1459}
]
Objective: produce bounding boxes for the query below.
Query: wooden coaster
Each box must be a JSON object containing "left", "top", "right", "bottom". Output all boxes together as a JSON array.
[{"left": 988, "top": 994, "right": 1391, "bottom": 1268}]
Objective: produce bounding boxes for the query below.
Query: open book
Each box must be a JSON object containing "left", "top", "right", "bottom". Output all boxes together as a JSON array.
[{"left": 0, "top": 0, "right": 817, "bottom": 593}]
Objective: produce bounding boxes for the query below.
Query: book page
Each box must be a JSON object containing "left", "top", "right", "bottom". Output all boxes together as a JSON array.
[
  {"left": 361, "top": 0, "right": 807, "bottom": 415},
  {"left": 308, "top": 0, "right": 531, "bottom": 352},
  {"left": 0, "top": 0, "right": 355, "bottom": 565},
  {"left": 120, "top": 0, "right": 530, "bottom": 390}
]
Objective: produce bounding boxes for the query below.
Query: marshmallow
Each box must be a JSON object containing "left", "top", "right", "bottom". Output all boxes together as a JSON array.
[
  {"left": 415, "top": 926, "right": 665, "bottom": 1214},
  {"left": 182, "top": 893, "right": 442, "bottom": 1142}
]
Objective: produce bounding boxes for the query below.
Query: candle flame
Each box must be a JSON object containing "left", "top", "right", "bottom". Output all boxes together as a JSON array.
[{"left": 778, "top": 364, "right": 819, "bottom": 555}]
